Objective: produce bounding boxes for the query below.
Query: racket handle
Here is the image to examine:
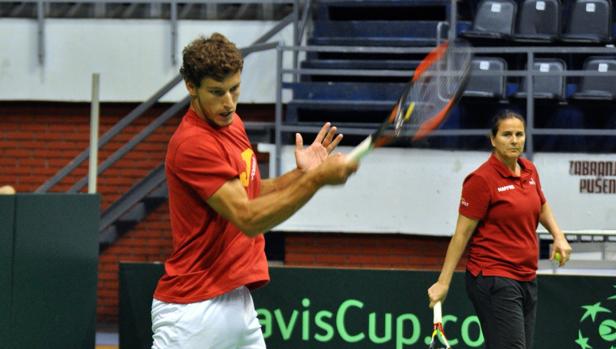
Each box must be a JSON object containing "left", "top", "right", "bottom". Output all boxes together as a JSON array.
[
  {"left": 346, "top": 135, "right": 373, "bottom": 162},
  {"left": 433, "top": 301, "right": 443, "bottom": 323}
]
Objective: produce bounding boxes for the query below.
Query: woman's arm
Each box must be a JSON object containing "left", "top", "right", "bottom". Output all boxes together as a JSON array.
[
  {"left": 427, "top": 214, "right": 479, "bottom": 307},
  {"left": 539, "top": 202, "right": 572, "bottom": 266}
]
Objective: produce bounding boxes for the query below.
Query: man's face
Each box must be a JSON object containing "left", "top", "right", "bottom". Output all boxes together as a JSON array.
[{"left": 186, "top": 71, "right": 241, "bottom": 127}]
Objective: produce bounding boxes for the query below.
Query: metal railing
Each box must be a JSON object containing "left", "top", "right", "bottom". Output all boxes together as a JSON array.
[{"left": 274, "top": 45, "right": 616, "bottom": 175}]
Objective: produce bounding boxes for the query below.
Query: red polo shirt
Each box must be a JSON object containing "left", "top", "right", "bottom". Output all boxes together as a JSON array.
[
  {"left": 459, "top": 153, "right": 546, "bottom": 281},
  {"left": 154, "top": 108, "right": 269, "bottom": 304}
]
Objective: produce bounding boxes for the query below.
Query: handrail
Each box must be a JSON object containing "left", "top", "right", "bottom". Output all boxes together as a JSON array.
[
  {"left": 296, "top": 0, "right": 311, "bottom": 44},
  {"left": 99, "top": 163, "right": 165, "bottom": 231},
  {"left": 281, "top": 45, "right": 616, "bottom": 54},
  {"left": 68, "top": 96, "right": 189, "bottom": 192},
  {"left": 37, "top": 8, "right": 295, "bottom": 193},
  {"left": 35, "top": 75, "right": 182, "bottom": 192}
]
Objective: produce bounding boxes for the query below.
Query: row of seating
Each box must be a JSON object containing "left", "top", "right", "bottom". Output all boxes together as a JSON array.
[
  {"left": 465, "top": 56, "right": 616, "bottom": 100},
  {"left": 462, "top": 0, "right": 613, "bottom": 44}
]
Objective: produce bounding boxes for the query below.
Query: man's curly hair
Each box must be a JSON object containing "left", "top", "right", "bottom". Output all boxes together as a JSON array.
[{"left": 180, "top": 33, "right": 243, "bottom": 87}]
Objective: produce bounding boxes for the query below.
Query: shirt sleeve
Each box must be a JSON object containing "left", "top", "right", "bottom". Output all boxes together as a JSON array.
[
  {"left": 533, "top": 165, "right": 547, "bottom": 205},
  {"left": 171, "top": 137, "right": 238, "bottom": 200},
  {"left": 459, "top": 173, "right": 491, "bottom": 220}
]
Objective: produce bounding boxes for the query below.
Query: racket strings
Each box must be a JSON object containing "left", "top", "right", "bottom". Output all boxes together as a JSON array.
[{"left": 396, "top": 40, "right": 472, "bottom": 140}]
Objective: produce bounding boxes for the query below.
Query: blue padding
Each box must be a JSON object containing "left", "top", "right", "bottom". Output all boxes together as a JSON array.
[{"left": 284, "top": 82, "right": 407, "bottom": 101}]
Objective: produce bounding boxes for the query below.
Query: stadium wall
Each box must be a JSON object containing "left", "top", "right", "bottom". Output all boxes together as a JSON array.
[{"left": 0, "top": 19, "right": 293, "bottom": 103}]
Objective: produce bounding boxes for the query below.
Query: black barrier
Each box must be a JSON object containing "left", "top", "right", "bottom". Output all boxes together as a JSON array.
[
  {"left": 119, "top": 262, "right": 165, "bottom": 349},
  {"left": 0, "top": 196, "right": 15, "bottom": 346},
  {"left": 120, "top": 264, "right": 616, "bottom": 349},
  {"left": 0, "top": 194, "right": 99, "bottom": 349}
]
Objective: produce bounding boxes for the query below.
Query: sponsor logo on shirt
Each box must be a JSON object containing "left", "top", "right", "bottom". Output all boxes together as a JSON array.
[
  {"left": 250, "top": 156, "right": 257, "bottom": 180},
  {"left": 460, "top": 196, "right": 469, "bottom": 207},
  {"left": 529, "top": 177, "right": 536, "bottom": 185},
  {"left": 240, "top": 148, "right": 256, "bottom": 187},
  {"left": 497, "top": 184, "right": 515, "bottom": 192}
]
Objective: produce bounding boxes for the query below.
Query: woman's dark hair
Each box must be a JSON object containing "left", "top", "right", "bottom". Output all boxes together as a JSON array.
[
  {"left": 180, "top": 33, "right": 243, "bottom": 87},
  {"left": 490, "top": 109, "right": 526, "bottom": 137}
]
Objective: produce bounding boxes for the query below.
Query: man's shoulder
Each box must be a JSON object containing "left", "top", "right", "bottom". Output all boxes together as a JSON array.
[{"left": 168, "top": 122, "right": 219, "bottom": 160}]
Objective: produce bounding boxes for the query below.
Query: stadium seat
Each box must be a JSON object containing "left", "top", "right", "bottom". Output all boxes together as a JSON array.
[
  {"left": 514, "top": 59, "right": 567, "bottom": 100},
  {"left": 461, "top": 0, "right": 517, "bottom": 41},
  {"left": 560, "top": 0, "right": 612, "bottom": 43},
  {"left": 513, "top": 0, "right": 561, "bottom": 43},
  {"left": 572, "top": 56, "right": 616, "bottom": 100},
  {"left": 463, "top": 57, "right": 508, "bottom": 99}
]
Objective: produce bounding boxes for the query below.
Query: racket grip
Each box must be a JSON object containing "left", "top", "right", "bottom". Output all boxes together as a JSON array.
[
  {"left": 346, "top": 136, "right": 373, "bottom": 162},
  {"left": 433, "top": 301, "right": 443, "bottom": 323}
]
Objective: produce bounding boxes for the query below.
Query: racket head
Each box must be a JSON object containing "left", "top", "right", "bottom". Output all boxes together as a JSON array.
[
  {"left": 347, "top": 39, "right": 472, "bottom": 161},
  {"left": 399, "top": 38, "right": 473, "bottom": 142}
]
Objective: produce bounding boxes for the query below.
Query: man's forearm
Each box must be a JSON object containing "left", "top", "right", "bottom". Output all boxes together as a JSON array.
[
  {"left": 260, "top": 168, "right": 305, "bottom": 196},
  {"left": 233, "top": 169, "right": 324, "bottom": 236}
]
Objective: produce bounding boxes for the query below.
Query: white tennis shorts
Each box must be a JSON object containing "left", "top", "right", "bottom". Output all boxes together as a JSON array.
[{"left": 151, "top": 286, "right": 266, "bottom": 349}]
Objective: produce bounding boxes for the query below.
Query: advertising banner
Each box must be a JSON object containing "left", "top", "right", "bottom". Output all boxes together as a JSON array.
[
  {"left": 270, "top": 148, "right": 616, "bottom": 235},
  {"left": 253, "top": 268, "right": 616, "bottom": 349},
  {"left": 120, "top": 264, "right": 616, "bottom": 349}
]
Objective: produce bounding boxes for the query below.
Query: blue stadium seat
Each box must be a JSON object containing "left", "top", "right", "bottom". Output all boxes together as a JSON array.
[
  {"left": 513, "top": 0, "right": 561, "bottom": 43},
  {"left": 514, "top": 58, "right": 566, "bottom": 101},
  {"left": 572, "top": 56, "right": 616, "bottom": 100},
  {"left": 561, "top": 0, "right": 612, "bottom": 43},
  {"left": 461, "top": 0, "right": 517, "bottom": 41},
  {"left": 463, "top": 57, "right": 508, "bottom": 99}
]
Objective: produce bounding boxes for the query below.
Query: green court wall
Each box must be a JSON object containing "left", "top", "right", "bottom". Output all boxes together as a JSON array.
[
  {"left": 0, "top": 194, "right": 99, "bottom": 349},
  {"left": 121, "top": 263, "right": 616, "bottom": 349}
]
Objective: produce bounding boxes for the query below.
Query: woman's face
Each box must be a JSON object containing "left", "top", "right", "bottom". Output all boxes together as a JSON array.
[{"left": 491, "top": 117, "right": 526, "bottom": 161}]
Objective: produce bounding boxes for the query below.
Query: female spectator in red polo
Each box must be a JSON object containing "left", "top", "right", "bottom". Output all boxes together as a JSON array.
[{"left": 427, "top": 109, "right": 572, "bottom": 349}]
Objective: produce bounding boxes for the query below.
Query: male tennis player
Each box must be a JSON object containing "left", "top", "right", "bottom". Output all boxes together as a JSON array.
[{"left": 150, "top": 33, "right": 358, "bottom": 349}]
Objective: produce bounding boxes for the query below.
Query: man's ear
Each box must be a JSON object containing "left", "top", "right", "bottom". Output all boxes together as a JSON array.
[{"left": 185, "top": 81, "right": 197, "bottom": 97}]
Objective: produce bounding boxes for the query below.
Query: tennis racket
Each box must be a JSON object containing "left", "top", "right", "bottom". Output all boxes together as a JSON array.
[
  {"left": 347, "top": 39, "right": 472, "bottom": 161},
  {"left": 429, "top": 301, "right": 452, "bottom": 349}
]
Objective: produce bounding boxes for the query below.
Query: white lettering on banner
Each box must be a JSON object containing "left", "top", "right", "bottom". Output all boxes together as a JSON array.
[{"left": 497, "top": 185, "right": 515, "bottom": 192}]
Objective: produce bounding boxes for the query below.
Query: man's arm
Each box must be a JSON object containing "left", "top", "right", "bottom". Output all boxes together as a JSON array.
[
  {"left": 260, "top": 169, "right": 303, "bottom": 196},
  {"left": 207, "top": 154, "right": 357, "bottom": 236}
]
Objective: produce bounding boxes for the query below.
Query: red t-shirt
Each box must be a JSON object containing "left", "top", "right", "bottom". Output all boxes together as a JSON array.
[
  {"left": 153, "top": 108, "right": 269, "bottom": 304},
  {"left": 459, "top": 153, "right": 546, "bottom": 281}
]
